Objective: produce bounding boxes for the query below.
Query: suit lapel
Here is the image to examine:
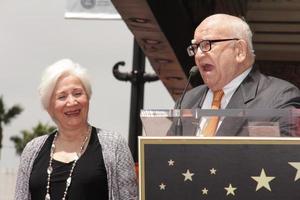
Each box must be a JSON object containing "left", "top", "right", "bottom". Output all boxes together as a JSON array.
[
  {"left": 196, "top": 87, "right": 208, "bottom": 108},
  {"left": 183, "top": 87, "right": 207, "bottom": 136},
  {"left": 226, "top": 68, "right": 260, "bottom": 109},
  {"left": 217, "top": 68, "right": 260, "bottom": 136}
]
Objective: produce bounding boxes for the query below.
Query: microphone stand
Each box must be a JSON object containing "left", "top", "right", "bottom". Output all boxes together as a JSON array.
[
  {"left": 174, "top": 113, "right": 183, "bottom": 136},
  {"left": 174, "top": 66, "right": 198, "bottom": 136}
]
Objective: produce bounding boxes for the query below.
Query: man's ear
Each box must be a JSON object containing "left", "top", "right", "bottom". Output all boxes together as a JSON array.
[{"left": 235, "top": 39, "right": 247, "bottom": 63}]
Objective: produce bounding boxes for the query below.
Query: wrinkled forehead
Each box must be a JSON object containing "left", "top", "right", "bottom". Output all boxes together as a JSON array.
[
  {"left": 194, "top": 18, "right": 233, "bottom": 40},
  {"left": 54, "top": 74, "right": 84, "bottom": 92}
]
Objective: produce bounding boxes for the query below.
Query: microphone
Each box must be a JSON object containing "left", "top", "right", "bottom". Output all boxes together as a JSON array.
[
  {"left": 175, "top": 66, "right": 199, "bottom": 109},
  {"left": 174, "top": 66, "right": 199, "bottom": 136}
]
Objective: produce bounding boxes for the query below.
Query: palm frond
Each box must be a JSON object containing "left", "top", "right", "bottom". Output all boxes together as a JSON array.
[
  {"left": 3, "top": 105, "right": 23, "bottom": 124},
  {"left": 10, "top": 122, "right": 56, "bottom": 155}
]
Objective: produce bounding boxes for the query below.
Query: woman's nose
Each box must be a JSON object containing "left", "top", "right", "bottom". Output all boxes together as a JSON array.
[{"left": 66, "top": 95, "right": 78, "bottom": 106}]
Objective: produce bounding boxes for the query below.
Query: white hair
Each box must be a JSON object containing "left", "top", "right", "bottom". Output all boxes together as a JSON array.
[
  {"left": 200, "top": 14, "right": 255, "bottom": 57},
  {"left": 38, "top": 59, "right": 92, "bottom": 110},
  {"left": 230, "top": 17, "right": 254, "bottom": 54}
]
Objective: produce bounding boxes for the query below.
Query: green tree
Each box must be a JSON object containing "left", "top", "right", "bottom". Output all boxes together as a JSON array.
[
  {"left": 10, "top": 122, "right": 56, "bottom": 155},
  {"left": 0, "top": 96, "right": 23, "bottom": 150}
]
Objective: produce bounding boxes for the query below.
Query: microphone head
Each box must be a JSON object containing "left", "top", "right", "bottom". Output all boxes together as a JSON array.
[
  {"left": 175, "top": 65, "right": 198, "bottom": 109},
  {"left": 189, "top": 66, "right": 199, "bottom": 76}
]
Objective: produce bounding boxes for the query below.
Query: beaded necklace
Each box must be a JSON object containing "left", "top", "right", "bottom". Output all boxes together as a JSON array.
[{"left": 45, "top": 126, "right": 91, "bottom": 200}]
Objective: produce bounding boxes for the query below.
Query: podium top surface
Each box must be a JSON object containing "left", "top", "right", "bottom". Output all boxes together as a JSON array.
[{"left": 140, "top": 109, "right": 300, "bottom": 137}]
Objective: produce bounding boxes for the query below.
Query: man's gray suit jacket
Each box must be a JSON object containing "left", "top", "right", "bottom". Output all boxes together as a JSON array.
[{"left": 173, "top": 68, "right": 300, "bottom": 136}]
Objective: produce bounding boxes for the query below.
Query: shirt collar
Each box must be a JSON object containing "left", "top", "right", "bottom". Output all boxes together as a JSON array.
[{"left": 223, "top": 67, "right": 252, "bottom": 95}]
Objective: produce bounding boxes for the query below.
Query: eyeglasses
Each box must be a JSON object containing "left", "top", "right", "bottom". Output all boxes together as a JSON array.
[{"left": 187, "top": 38, "right": 239, "bottom": 56}]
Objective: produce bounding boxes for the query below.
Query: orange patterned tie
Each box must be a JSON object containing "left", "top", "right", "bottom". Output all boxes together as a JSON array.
[{"left": 202, "top": 90, "right": 224, "bottom": 137}]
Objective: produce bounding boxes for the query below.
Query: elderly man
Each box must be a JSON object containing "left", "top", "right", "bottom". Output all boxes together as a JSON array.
[{"left": 177, "top": 14, "right": 300, "bottom": 136}]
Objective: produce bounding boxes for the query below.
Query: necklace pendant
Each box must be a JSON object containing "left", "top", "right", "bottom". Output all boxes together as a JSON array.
[
  {"left": 44, "top": 129, "right": 91, "bottom": 198},
  {"left": 47, "top": 166, "right": 53, "bottom": 175},
  {"left": 45, "top": 193, "right": 51, "bottom": 200},
  {"left": 66, "top": 177, "right": 72, "bottom": 186}
]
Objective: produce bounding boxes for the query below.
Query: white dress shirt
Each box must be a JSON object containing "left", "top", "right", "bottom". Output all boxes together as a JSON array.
[{"left": 196, "top": 67, "right": 252, "bottom": 136}]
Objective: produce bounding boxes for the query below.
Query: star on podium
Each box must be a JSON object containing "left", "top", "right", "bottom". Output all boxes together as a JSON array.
[
  {"left": 182, "top": 169, "right": 194, "bottom": 181},
  {"left": 251, "top": 168, "right": 275, "bottom": 191},
  {"left": 210, "top": 168, "right": 217, "bottom": 175},
  {"left": 202, "top": 187, "right": 208, "bottom": 195},
  {"left": 168, "top": 159, "right": 175, "bottom": 166},
  {"left": 224, "top": 183, "right": 237, "bottom": 196},
  {"left": 159, "top": 183, "right": 166, "bottom": 190},
  {"left": 288, "top": 162, "right": 300, "bottom": 181}
]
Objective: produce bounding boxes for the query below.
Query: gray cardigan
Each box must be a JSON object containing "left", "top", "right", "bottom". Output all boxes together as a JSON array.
[{"left": 14, "top": 128, "right": 138, "bottom": 200}]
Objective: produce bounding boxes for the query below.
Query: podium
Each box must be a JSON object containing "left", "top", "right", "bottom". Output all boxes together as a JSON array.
[{"left": 139, "top": 109, "right": 300, "bottom": 200}]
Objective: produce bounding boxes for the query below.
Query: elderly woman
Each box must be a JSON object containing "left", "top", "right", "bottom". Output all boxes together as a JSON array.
[{"left": 14, "top": 59, "right": 138, "bottom": 200}]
